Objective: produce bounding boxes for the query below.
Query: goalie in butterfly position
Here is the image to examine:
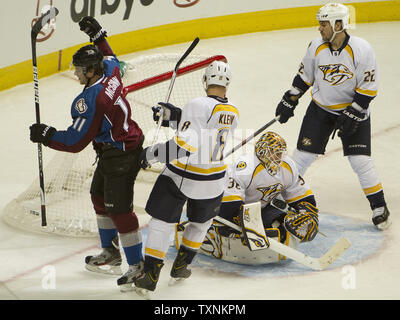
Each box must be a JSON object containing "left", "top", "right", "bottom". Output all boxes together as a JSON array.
[
  {"left": 176, "top": 131, "right": 319, "bottom": 265},
  {"left": 29, "top": 17, "right": 144, "bottom": 289}
]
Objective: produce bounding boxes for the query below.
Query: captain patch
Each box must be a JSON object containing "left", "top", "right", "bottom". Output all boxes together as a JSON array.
[{"left": 75, "top": 98, "right": 88, "bottom": 114}]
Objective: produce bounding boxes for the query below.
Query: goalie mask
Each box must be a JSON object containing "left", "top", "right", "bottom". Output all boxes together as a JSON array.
[
  {"left": 72, "top": 45, "right": 104, "bottom": 76},
  {"left": 316, "top": 3, "right": 350, "bottom": 41},
  {"left": 202, "top": 60, "right": 231, "bottom": 89},
  {"left": 255, "top": 131, "right": 287, "bottom": 175}
]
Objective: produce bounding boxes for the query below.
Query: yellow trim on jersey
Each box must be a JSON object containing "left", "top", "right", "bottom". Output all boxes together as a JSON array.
[
  {"left": 315, "top": 43, "right": 330, "bottom": 57},
  {"left": 281, "top": 161, "right": 293, "bottom": 174},
  {"left": 210, "top": 104, "right": 240, "bottom": 118},
  {"left": 222, "top": 195, "right": 244, "bottom": 203},
  {"left": 145, "top": 247, "right": 166, "bottom": 259},
  {"left": 312, "top": 97, "right": 352, "bottom": 110},
  {"left": 287, "top": 189, "right": 313, "bottom": 203},
  {"left": 344, "top": 44, "right": 354, "bottom": 62},
  {"left": 356, "top": 87, "right": 378, "bottom": 97},
  {"left": 363, "top": 183, "right": 383, "bottom": 196},
  {"left": 182, "top": 237, "right": 202, "bottom": 250},
  {"left": 174, "top": 136, "right": 198, "bottom": 153},
  {"left": 170, "top": 160, "right": 227, "bottom": 175}
]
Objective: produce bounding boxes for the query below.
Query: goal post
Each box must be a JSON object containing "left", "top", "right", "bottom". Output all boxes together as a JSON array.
[{"left": 2, "top": 54, "right": 227, "bottom": 237}]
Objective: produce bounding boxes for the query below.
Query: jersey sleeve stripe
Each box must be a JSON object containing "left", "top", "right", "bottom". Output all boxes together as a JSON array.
[
  {"left": 355, "top": 88, "right": 378, "bottom": 97},
  {"left": 286, "top": 189, "right": 313, "bottom": 203},
  {"left": 174, "top": 136, "right": 198, "bottom": 153}
]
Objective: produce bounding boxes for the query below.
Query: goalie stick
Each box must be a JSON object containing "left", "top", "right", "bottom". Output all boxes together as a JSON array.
[
  {"left": 31, "top": 7, "right": 59, "bottom": 226},
  {"left": 149, "top": 37, "right": 200, "bottom": 153},
  {"left": 213, "top": 214, "right": 351, "bottom": 271}
]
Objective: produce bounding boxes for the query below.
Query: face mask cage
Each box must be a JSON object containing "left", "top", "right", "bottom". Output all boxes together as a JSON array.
[{"left": 255, "top": 133, "right": 287, "bottom": 175}]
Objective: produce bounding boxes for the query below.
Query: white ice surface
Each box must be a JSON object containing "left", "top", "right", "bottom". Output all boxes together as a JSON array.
[{"left": 0, "top": 22, "right": 399, "bottom": 300}]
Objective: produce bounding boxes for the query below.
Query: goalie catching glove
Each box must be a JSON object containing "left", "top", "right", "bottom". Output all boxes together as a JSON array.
[{"left": 284, "top": 201, "right": 319, "bottom": 242}]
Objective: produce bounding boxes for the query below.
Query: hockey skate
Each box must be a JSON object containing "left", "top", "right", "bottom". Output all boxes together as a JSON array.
[
  {"left": 85, "top": 237, "right": 122, "bottom": 275},
  {"left": 134, "top": 262, "right": 164, "bottom": 299},
  {"left": 372, "top": 205, "right": 391, "bottom": 230},
  {"left": 169, "top": 247, "right": 192, "bottom": 286},
  {"left": 117, "top": 260, "right": 144, "bottom": 292}
]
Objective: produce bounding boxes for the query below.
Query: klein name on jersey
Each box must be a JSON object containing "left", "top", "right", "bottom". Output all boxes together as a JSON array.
[
  {"left": 219, "top": 113, "right": 235, "bottom": 125},
  {"left": 105, "top": 76, "right": 120, "bottom": 99}
]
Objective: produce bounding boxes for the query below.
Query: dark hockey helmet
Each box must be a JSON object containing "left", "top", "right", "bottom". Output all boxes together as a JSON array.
[{"left": 72, "top": 45, "right": 104, "bottom": 75}]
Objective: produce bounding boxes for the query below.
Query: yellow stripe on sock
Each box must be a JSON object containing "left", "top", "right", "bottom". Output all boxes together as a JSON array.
[{"left": 145, "top": 247, "right": 166, "bottom": 259}]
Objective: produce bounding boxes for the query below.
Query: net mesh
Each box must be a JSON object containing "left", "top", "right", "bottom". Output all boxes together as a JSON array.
[{"left": 2, "top": 53, "right": 226, "bottom": 237}]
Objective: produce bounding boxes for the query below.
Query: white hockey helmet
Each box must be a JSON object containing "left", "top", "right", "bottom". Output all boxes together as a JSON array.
[
  {"left": 202, "top": 60, "right": 231, "bottom": 89},
  {"left": 316, "top": 3, "right": 350, "bottom": 30}
]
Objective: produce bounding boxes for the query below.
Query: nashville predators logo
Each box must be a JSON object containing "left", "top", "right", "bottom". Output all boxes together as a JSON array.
[
  {"left": 257, "top": 183, "right": 283, "bottom": 203},
  {"left": 319, "top": 63, "right": 354, "bottom": 85}
]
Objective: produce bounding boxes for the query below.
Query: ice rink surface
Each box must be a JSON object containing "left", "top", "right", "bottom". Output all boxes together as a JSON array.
[{"left": 0, "top": 22, "right": 399, "bottom": 303}]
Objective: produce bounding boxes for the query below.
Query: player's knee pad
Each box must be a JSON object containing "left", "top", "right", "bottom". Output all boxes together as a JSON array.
[
  {"left": 291, "top": 149, "right": 318, "bottom": 176},
  {"left": 91, "top": 194, "right": 106, "bottom": 215},
  {"left": 347, "top": 155, "right": 380, "bottom": 188},
  {"left": 182, "top": 218, "right": 213, "bottom": 251},
  {"left": 109, "top": 211, "right": 139, "bottom": 234}
]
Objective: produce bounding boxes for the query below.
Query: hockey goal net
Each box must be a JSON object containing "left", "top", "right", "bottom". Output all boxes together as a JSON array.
[{"left": 2, "top": 54, "right": 227, "bottom": 237}]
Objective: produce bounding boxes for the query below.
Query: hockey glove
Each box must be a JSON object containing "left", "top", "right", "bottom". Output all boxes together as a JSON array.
[
  {"left": 139, "top": 145, "right": 159, "bottom": 169},
  {"left": 152, "top": 102, "right": 182, "bottom": 128},
  {"left": 284, "top": 201, "right": 319, "bottom": 242},
  {"left": 79, "top": 16, "right": 107, "bottom": 43},
  {"left": 275, "top": 90, "right": 299, "bottom": 124},
  {"left": 29, "top": 123, "right": 56, "bottom": 146},
  {"left": 335, "top": 105, "right": 365, "bottom": 137}
]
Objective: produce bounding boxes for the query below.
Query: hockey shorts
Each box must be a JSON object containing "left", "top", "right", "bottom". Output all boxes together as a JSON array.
[
  {"left": 90, "top": 140, "right": 143, "bottom": 214},
  {"left": 145, "top": 174, "right": 223, "bottom": 224},
  {"left": 297, "top": 100, "right": 371, "bottom": 156}
]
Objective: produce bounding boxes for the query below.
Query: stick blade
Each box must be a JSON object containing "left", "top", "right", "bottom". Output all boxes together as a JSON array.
[
  {"left": 31, "top": 7, "right": 59, "bottom": 39},
  {"left": 318, "top": 237, "right": 351, "bottom": 270}
]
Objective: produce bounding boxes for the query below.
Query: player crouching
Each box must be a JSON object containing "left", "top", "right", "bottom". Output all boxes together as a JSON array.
[{"left": 176, "top": 131, "right": 319, "bottom": 265}]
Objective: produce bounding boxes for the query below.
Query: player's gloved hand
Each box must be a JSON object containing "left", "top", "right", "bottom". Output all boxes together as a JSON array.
[
  {"left": 152, "top": 102, "right": 182, "bottom": 128},
  {"left": 139, "top": 146, "right": 159, "bottom": 169},
  {"left": 79, "top": 16, "right": 107, "bottom": 43},
  {"left": 284, "top": 201, "right": 319, "bottom": 242},
  {"left": 29, "top": 123, "right": 56, "bottom": 146},
  {"left": 275, "top": 90, "right": 299, "bottom": 124},
  {"left": 335, "top": 105, "right": 365, "bottom": 137}
]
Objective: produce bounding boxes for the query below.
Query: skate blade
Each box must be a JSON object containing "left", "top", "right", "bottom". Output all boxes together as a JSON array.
[
  {"left": 119, "top": 283, "right": 135, "bottom": 292},
  {"left": 85, "top": 264, "right": 122, "bottom": 276},
  {"left": 377, "top": 217, "right": 392, "bottom": 230},
  {"left": 135, "top": 287, "right": 152, "bottom": 300},
  {"left": 168, "top": 277, "right": 186, "bottom": 286}
]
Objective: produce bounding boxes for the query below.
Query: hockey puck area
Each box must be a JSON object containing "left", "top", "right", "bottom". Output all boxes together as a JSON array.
[{"left": 145, "top": 212, "right": 384, "bottom": 278}]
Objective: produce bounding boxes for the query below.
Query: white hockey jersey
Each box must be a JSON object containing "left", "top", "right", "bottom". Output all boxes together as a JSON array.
[
  {"left": 162, "top": 96, "right": 239, "bottom": 199},
  {"left": 222, "top": 153, "right": 313, "bottom": 207},
  {"left": 298, "top": 35, "right": 378, "bottom": 115}
]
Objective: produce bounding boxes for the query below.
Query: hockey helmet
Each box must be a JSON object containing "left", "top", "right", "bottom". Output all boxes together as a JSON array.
[
  {"left": 202, "top": 60, "right": 231, "bottom": 89},
  {"left": 316, "top": 3, "right": 350, "bottom": 30},
  {"left": 255, "top": 131, "right": 287, "bottom": 175},
  {"left": 72, "top": 45, "right": 104, "bottom": 75}
]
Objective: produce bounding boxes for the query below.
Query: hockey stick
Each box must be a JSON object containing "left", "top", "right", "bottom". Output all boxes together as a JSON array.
[
  {"left": 149, "top": 37, "right": 200, "bottom": 152},
  {"left": 31, "top": 7, "right": 59, "bottom": 226},
  {"left": 213, "top": 215, "right": 351, "bottom": 271},
  {"left": 222, "top": 115, "right": 280, "bottom": 160}
]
